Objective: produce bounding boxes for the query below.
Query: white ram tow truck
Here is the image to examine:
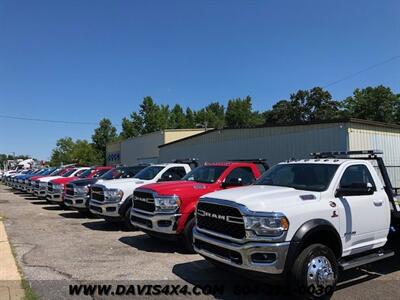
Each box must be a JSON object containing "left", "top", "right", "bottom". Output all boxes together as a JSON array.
[
  {"left": 193, "top": 150, "right": 400, "bottom": 299},
  {"left": 89, "top": 160, "right": 196, "bottom": 229}
]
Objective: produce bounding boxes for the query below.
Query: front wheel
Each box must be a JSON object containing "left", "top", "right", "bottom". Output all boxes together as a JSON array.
[
  {"left": 181, "top": 217, "right": 196, "bottom": 254},
  {"left": 290, "top": 244, "right": 338, "bottom": 299},
  {"left": 124, "top": 207, "right": 136, "bottom": 231}
]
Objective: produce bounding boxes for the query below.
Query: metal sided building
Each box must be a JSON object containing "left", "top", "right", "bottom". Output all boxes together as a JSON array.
[
  {"left": 159, "top": 119, "right": 400, "bottom": 187},
  {"left": 106, "top": 129, "right": 206, "bottom": 166}
]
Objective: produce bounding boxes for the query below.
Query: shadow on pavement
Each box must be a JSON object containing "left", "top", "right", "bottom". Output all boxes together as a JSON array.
[
  {"left": 59, "top": 212, "right": 98, "bottom": 219},
  {"left": 24, "top": 197, "right": 39, "bottom": 200},
  {"left": 336, "top": 249, "right": 400, "bottom": 291},
  {"left": 42, "top": 205, "right": 64, "bottom": 211},
  {"left": 81, "top": 220, "right": 129, "bottom": 232},
  {"left": 172, "top": 259, "right": 291, "bottom": 299},
  {"left": 29, "top": 200, "right": 49, "bottom": 205},
  {"left": 119, "top": 235, "right": 182, "bottom": 254}
]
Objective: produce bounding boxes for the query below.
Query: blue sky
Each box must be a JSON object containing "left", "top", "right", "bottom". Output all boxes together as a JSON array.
[{"left": 1, "top": 0, "right": 399, "bottom": 160}]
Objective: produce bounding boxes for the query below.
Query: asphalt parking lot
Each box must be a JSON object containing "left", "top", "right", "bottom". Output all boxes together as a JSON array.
[{"left": 0, "top": 184, "right": 399, "bottom": 300}]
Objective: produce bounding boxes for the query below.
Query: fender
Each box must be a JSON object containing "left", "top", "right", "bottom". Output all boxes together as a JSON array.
[
  {"left": 285, "top": 219, "right": 342, "bottom": 273},
  {"left": 118, "top": 195, "right": 133, "bottom": 217}
]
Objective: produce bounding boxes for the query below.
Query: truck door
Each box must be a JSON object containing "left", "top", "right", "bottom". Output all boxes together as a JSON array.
[
  {"left": 223, "top": 167, "right": 257, "bottom": 187},
  {"left": 336, "top": 164, "right": 389, "bottom": 255}
]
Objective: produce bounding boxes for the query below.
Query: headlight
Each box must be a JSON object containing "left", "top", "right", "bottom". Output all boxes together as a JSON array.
[
  {"left": 244, "top": 215, "right": 289, "bottom": 237},
  {"left": 75, "top": 186, "right": 89, "bottom": 195},
  {"left": 104, "top": 189, "right": 124, "bottom": 202},
  {"left": 39, "top": 182, "right": 47, "bottom": 187},
  {"left": 154, "top": 195, "right": 181, "bottom": 212}
]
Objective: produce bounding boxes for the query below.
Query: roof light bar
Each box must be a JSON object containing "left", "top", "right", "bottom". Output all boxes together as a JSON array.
[{"left": 310, "top": 150, "right": 383, "bottom": 158}]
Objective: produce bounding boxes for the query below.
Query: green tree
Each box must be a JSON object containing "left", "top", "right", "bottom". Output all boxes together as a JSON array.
[
  {"left": 71, "top": 140, "right": 103, "bottom": 166},
  {"left": 50, "top": 137, "right": 75, "bottom": 166},
  {"left": 158, "top": 104, "right": 170, "bottom": 130},
  {"left": 185, "top": 108, "right": 196, "bottom": 128},
  {"left": 344, "top": 85, "right": 400, "bottom": 123},
  {"left": 91, "top": 118, "right": 117, "bottom": 164},
  {"left": 264, "top": 87, "right": 342, "bottom": 124},
  {"left": 120, "top": 113, "right": 143, "bottom": 139},
  {"left": 169, "top": 104, "right": 187, "bottom": 129},
  {"left": 140, "top": 97, "right": 163, "bottom": 134},
  {"left": 205, "top": 102, "right": 225, "bottom": 128},
  {"left": 225, "top": 96, "right": 262, "bottom": 128}
]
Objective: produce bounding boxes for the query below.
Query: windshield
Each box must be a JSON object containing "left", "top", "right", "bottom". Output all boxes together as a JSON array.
[
  {"left": 62, "top": 169, "right": 77, "bottom": 177},
  {"left": 182, "top": 166, "right": 228, "bottom": 183},
  {"left": 256, "top": 163, "right": 338, "bottom": 192},
  {"left": 134, "top": 166, "right": 165, "bottom": 180},
  {"left": 78, "top": 169, "right": 93, "bottom": 178},
  {"left": 100, "top": 166, "right": 146, "bottom": 180},
  {"left": 92, "top": 168, "right": 110, "bottom": 178},
  {"left": 49, "top": 169, "right": 61, "bottom": 176}
]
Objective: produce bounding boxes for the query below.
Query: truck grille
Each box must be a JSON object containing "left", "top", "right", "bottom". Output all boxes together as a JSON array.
[
  {"left": 133, "top": 191, "right": 155, "bottom": 213},
  {"left": 65, "top": 184, "right": 74, "bottom": 196},
  {"left": 91, "top": 186, "right": 104, "bottom": 202},
  {"left": 196, "top": 202, "right": 245, "bottom": 239},
  {"left": 47, "top": 182, "right": 53, "bottom": 192}
]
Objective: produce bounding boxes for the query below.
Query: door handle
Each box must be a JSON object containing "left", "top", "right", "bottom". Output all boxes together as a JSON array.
[{"left": 373, "top": 199, "right": 384, "bottom": 206}]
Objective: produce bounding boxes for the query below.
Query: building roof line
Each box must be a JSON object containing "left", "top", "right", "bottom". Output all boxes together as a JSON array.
[{"left": 158, "top": 118, "right": 400, "bottom": 148}]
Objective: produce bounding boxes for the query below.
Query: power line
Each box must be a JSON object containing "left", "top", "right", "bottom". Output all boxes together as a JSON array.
[
  {"left": 0, "top": 114, "right": 98, "bottom": 125},
  {"left": 323, "top": 55, "right": 400, "bottom": 88}
]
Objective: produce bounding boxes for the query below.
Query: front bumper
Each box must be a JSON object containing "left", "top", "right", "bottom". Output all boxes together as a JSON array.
[
  {"left": 34, "top": 188, "right": 47, "bottom": 198},
  {"left": 130, "top": 209, "right": 181, "bottom": 235},
  {"left": 89, "top": 200, "right": 121, "bottom": 218},
  {"left": 193, "top": 227, "right": 289, "bottom": 275},
  {"left": 64, "top": 195, "right": 88, "bottom": 209},
  {"left": 46, "top": 191, "right": 64, "bottom": 203}
]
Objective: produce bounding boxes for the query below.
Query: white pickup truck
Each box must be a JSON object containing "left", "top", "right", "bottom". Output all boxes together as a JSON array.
[
  {"left": 89, "top": 161, "right": 196, "bottom": 229},
  {"left": 193, "top": 150, "right": 400, "bottom": 299}
]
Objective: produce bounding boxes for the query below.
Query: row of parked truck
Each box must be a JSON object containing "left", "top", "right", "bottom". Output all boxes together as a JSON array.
[{"left": 2, "top": 150, "right": 400, "bottom": 299}]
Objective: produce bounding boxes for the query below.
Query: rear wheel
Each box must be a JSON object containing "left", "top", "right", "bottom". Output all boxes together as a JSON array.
[
  {"left": 290, "top": 244, "right": 338, "bottom": 299},
  {"left": 181, "top": 217, "right": 196, "bottom": 254}
]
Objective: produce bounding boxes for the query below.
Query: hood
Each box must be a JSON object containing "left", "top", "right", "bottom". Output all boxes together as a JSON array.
[
  {"left": 50, "top": 176, "right": 78, "bottom": 185},
  {"left": 30, "top": 175, "right": 47, "bottom": 181},
  {"left": 203, "top": 185, "right": 320, "bottom": 212},
  {"left": 141, "top": 180, "right": 214, "bottom": 197},
  {"left": 69, "top": 178, "right": 99, "bottom": 187},
  {"left": 98, "top": 178, "right": 151, "bottom": 189},
  {"left": 38, "top": 176, "right": 63, "bottom": 183}
]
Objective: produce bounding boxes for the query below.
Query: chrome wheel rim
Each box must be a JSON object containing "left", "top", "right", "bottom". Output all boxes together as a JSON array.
[{"left": 307, "top": 256, "right": 335, "bottom": 295}]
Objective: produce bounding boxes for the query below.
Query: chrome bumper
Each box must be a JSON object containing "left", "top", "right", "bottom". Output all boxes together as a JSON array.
[
  {"left": 64, "top": 195, "right": 87, "bottom": 209},
  {"left": 89, "top": 199, "right": 120, "bottom": 217},
  {"left": 35, "top": 188, "right": 47, "bottom": 197},
  {"left": 46, "top": 192, "right": 63, "bottom": 203},
  {"left": 130, "top": 209, "right": 181, "bottom": 234},
  {"left": 193, "top": 227, "right": 289, "bottom": 275}
]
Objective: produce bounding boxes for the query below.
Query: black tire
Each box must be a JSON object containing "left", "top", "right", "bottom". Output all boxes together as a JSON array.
[
  {"left": 123, "top": 206, "right": 136, "bottom": 231},
  {"left": 181, "top": 217, "right": 196, "bottom": 254},
  {"left": 290, "top": 244, "right": 338, "bottom": 300}
]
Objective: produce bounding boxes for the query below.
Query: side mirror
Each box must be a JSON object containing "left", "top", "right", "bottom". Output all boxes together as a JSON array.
[
  {"left": 336, "top": 182, "right": 375, "bottom": 197},
  {"left": 221, "top": 178, "right": 243, "bottom": 188}
]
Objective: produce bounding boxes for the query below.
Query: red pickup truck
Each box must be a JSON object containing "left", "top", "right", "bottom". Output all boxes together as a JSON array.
[{"left": 130, "top": 160, "right": 268, "bottom": 252}]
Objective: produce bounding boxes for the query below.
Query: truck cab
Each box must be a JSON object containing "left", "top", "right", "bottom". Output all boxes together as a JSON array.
[
  {"left": 89, "top": 161, "right": 195, "bottom": 229},
  {"left": 193, "top": 150, "right": 400, "bottom": 299},
  {"left": 131, "top": 160, "right": 267, "bottom": 252}
]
